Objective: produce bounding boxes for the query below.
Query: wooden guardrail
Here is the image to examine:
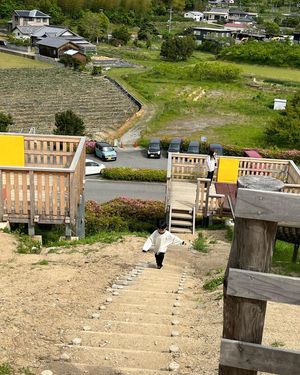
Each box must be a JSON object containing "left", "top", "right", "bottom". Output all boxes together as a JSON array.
[
  {"left": 168, "top": 153, "right": 300, "bottom": 184},
  {"left": 0, "top": 134, "right": 86, "bottom": 237},
  {"left": 219, "top": 186, "right": 300, "bottom": 375}
]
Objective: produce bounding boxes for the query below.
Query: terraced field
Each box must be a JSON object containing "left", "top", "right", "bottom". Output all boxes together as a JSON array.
[{"left": 0, "top": 68, "right": 140, "bottom": 139}]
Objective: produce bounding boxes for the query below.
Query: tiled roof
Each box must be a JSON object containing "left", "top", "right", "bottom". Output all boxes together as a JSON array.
[
  {"left": 13, "top": 25, "right": 43, "bottom": 35},
  {"left": 14, "top": 9, "right": 50, "bottom": 18},
  {"left": 36, "top": 37, "right": 71, "bottom": 48}
]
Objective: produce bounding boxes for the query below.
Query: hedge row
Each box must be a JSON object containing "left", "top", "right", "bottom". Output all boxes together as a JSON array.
[
  {"left": 103, "top": 167, "right": 167, "bottom": 182},
  {"left": 85, "top": 198, "right": 165, "bottom": 234}
]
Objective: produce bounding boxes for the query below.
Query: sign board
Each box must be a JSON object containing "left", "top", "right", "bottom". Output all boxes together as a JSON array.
[
  {"left": 274, "top": 98, "right": 287, "bottom": 110},
  {"left": 217, "top": 157, "right": 240, "bottom": 183},
  {"left": 0, "top": 135, "right": 25, "bottom": 166}
]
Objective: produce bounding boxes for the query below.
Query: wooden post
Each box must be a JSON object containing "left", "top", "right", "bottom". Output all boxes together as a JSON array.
[
  {"left": 292, "top": 243, "right": 299, "bottom": 263},
  {"left": 219, "top": 176, "right": 283, "bottom": 375}
]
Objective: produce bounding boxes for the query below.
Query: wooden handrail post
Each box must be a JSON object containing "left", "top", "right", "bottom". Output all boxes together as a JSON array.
[{"left": 220, "top": 176, "right": 283, "bottom": 375}]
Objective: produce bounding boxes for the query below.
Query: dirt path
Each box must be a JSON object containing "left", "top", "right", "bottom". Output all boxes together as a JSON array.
[{"left": 0, "top": 231, "right": 299, "bottom": 374}]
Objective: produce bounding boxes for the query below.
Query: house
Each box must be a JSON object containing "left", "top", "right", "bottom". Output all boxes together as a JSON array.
[
  {"left": 184, "top": 11, "right": 204, "bottom": 22},
  {"left": 64, "top": 49, "right": 87, "bottom": 64},
  {"left": 30, "top": 26, "right": 78, "bottom": 45},
  {"left": 12, "top": 25, "right": 43, "bottom": 39},
  {"left": 8, "top": 9, "right": 50, "bottom": 32},
  {"left": 36, "top": 37, "right": 80, "bottom": 59},
  {"left": 294, "top": 31, "right": 300, "bottom": 44},
  {"left": 192, "top": 26, "right": 232, "bottom": 43},
  {"left": 223, "top": 22, "right": 248, "bottom": 31},
  {"left": 203, "top": 8, "right": 229, "bottom": 23}
]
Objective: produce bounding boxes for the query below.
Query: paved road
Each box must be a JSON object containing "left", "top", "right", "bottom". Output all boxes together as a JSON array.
[
  {"left": 87, "top": 147, "right": 168, "bottom": 170},
  {"left": 85, "top": 179, "right": 165, "bottom": 203}
]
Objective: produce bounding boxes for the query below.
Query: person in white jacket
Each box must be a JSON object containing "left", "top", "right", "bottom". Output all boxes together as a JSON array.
[{"left": 142, "top": 220, "right": 185, "bottom": 269}]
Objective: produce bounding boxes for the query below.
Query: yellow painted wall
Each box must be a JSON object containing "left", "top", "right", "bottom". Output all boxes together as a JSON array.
[
  {"left": 0, "top": 135, "right": 25, "bottom": 166},
  {"left": 217, "top": 157, "right": 240, "bottom": 183}
]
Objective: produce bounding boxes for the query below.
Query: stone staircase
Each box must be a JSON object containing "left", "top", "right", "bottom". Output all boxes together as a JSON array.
[
  {"left": 57, "top": 246, "right": 198, "bottom": 374},
  {"left": 169, "top": 208, "right": 194, "bottom": 235}
]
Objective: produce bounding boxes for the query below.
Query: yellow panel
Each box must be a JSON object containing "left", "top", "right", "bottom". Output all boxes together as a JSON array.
[
  {"left": 217, "top": 157, "right": 240, "bottom": 183},
  {"left": 0, "top": 135, "right": 25, "bottom": 166}
]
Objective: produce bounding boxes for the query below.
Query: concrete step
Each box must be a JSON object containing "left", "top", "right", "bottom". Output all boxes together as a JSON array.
[
  {"left": 82, "top": 320, "right": 174, "bottom": 337},
  {"left": 75, "top": 364, "right": 170, "bottom": 375},
  {"left": 90, "top": 311, "right": 175, "bottom": 325},
  {"left": 171, "top": 227, "right": 193, "bottom": 234},
  {"left": 64, "top": 331, "right": 175, "bottom": 351},
  {"left": 171, "top": 220, "right": 192, "bottom": 227},
  {"left": 171, "top": 213, "right": 193, "bottom": 220},
  {"left": 65, "top": 346, "right": 171, "bottom": 370},
  {"left": 91, "top": 302, "right": 175, "bottom": 315}
]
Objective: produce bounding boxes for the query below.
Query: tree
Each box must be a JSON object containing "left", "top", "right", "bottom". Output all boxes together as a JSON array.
[
  {"left": 137, "top": 21, "right": 158, "bottom": 41},
  {"left": 111, "top": 25, "right": 131, "bottom": 45},
  {"left": 78, "top": 11, "right": 109, "bottom": 42},
  {"left": 0, "top": 112, "right": 13, "bottom": 132},
  {"left": 265, "top": 92, "right": 300, "bottom": 148},
  {"left": 54, "top": 110, "right": 85, "bottom": 136},
  {"left": 264, "top": 21, "right": 280, "bottom": 37},
  {"left": 160, "top": 35, "right": 195, "bottom": 61}
]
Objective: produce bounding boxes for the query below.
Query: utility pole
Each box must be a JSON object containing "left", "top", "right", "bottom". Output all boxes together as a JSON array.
[{"left": 168, "top": 7, "right": 173, "bottom": 34}]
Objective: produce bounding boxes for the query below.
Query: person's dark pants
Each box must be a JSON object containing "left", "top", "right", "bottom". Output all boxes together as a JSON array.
[
  {"left": 205, "top": 171, "right": 214, "bottom": 188},
  {"left": 155, "top": 252, "right": 165, "bottom": 268},
  {"left": 207, "top": 171, "right": 214, "bottom": 181}
]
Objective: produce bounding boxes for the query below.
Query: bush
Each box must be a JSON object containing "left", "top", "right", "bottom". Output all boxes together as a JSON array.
[
  {"left": 85, "top": 198, "right": 165, "bottom": 235},
  {"left": 192, "top": 232, "right": 208, "bottom": 253},
  {"left": 54, "top": 109, "right": 85, "bottom": 136},
  {"left": 265, "top": 92, "right": 300, "bottom": 149},
  {"left": 17, "top": 235, "right": 41, "bottom": 254},
  {"left": 86, "top": 140, "right": 96, "bottom": 154},
  {"left": 190, "top": 62, "right": 241, "bottom": 82},
  {"left": 160, "top": 35, "right": 195, "bottom": 61},
  {"left": 92, "top": 66, "right": 102, "bottom": 76},
  {"left": 218, "top": 40, "right": 300, "bottom": 68},
  {"left": 103, "top": 167, "right": 167, "bottom": 182},
  {"left": 112, "top": 25, "right": 131, "bottom": 45},
  {"left": 0, "top": 112, "right": 13, "bottom": 132}
]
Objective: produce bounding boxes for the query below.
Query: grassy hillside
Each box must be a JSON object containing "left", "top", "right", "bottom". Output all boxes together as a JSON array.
[
  {"left": 102, "top": 45, "right": 300, "bottom": 148},
  {"left": 0, "top": 52, "right": 51, "bottom": 69}
]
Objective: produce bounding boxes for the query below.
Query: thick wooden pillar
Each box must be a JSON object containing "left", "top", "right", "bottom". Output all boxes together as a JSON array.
[{"left": 219, "top": 176, "right": 283, "bottom": 375}]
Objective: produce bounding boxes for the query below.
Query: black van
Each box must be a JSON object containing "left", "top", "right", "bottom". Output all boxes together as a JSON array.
[
  {"left": 147, "top": 138, "right": 161, "bottom": 158},
  {"left": 187, "top": 140, "right": 200, "bottom": 154},
  {"left": 168, "top": 138, "right": 182, "bottom": 154},
  {"left": 209, "top": 143, "right": 223, "bottom": 156}
]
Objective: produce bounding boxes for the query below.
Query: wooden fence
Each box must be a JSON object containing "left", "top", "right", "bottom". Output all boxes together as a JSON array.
[
  {"left": 167, "top": 153, "right": 300, "bottom": 184},
  {"left": 0, "top": 134, "right": 86, "bottom": 236},
  {"left": 219, "top": 186, "right": 300, "bottom": 374}
]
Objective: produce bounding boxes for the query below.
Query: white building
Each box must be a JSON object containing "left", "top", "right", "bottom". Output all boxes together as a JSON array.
[{"left": 184, "top": 11, "right": 204, "bottom": 22}]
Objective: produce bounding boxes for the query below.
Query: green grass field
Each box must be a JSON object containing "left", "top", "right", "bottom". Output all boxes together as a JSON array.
[
  {"left": 103, "top": 45, "right": 300, "bottom": 148},
  {"left": 0, "top": 52, "right": 51, "bottom": 68}
]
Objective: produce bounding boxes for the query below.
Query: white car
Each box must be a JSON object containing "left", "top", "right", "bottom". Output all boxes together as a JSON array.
[{"left": 85, "top": 159, "right": 106, "bottom": 176}]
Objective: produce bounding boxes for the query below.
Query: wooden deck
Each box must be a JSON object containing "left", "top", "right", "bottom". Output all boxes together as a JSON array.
[{"left": 169, "top": 180, "right": 216, "bottom": 211}]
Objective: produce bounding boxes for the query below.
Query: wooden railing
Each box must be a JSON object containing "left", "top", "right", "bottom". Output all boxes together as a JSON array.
[
  {"left": 195, "top": 178, "right": 225, "bottom": 217},
  {"left": 0, "top": 134, "right": 85, "bottom": 228},
  {"left": 168, "top": 153, "right": 300, "bottom": 184},
  {"left": 219, "top": 187, "right": 300, "bottom": 374}
]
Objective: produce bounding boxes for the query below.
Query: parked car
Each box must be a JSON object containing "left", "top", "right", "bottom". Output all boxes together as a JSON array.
[
  {"left": 95, "top": 141, "right": 117, "bottom": 161},
  {"left": 187, "top": 140, "right": 200, "bottom": 154},
  {"left": 168, "top": 138, "right": 182, "bottom": 154},
  {"left": 209, "top": 143, "right": 223, "bottom": 156},
  {"left": 147, "top": 138, "right": 161, "bottom": 158},
  {"left": 0, "top": 40, "right": 7, "bottom": 46},
  {"left": 85, "top": 159, "right": 106, "bottom": 175}
]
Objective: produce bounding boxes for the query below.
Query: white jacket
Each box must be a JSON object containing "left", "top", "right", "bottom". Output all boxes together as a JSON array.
[
  {"left": 206, "top": 155, "right": 216, "bottom": 172},
  {"left": 142, "top": 230, "right": 184, "bottom": 254}
]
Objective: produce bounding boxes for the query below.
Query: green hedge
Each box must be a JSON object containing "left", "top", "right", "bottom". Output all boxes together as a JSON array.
[
  {"left": 103, "top": 167, "right": 167, "bottom": 182},
  {"left": 85, "top": 198, "right": 165, "bottom": 235},
  {"left": 218, "top": 41, "right": 300, "bottom": 68}
]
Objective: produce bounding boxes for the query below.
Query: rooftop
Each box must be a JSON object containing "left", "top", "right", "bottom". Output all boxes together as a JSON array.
[{"left": 14, "top": 9, "right": 50, "bottom": 18}]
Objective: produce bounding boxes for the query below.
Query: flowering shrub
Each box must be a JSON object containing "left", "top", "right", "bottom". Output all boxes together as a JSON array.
[
  {"left": 86, "top": 140, "right": 96, "bottom": 154},
  {"left": 85, "top": 198, "right": 165, "bottom": 235}
]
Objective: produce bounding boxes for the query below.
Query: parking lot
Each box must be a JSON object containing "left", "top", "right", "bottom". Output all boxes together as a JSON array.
[{"left": 87, "top": 147, "right": 168, "bottom": 170}]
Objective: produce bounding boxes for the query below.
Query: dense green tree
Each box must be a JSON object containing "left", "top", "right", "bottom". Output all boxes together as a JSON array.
[
  {"left": 0, "top": 112, "right": 13, "bottom": 132},
  {"left": 54, "top": 110, "right": 85, "bottom": 136},
  {"left": 137, "top": 21, "right": 158, "bottom": 40},
  {"left": 112, "top": 25, "right": 131, "bottom": 45},
  {"left": 265, "top": 92, "right": 300, "bottom": 148},
  {"left": 160, "top": 35, "right": 195, "bottom": 61},
  {"left": 0, "top": 0, "right": 18, "bottom": 18},
  {"left": 264, "top": 21, "right": 280, "bottom": 37},
  {"left": 78, "top": 11, "right": 109, "bottom": 42}
]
